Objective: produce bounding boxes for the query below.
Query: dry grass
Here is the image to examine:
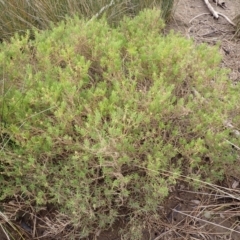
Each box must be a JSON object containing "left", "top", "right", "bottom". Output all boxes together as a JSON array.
[
  {"left": 0, "top": 0, "right": 176, "bottom": 40},
  {"left": 1, "top": 172, "right": 240, "bottom": 239},
  {"left": 149, "top": 173, "right": 240, "bottom": 240}
]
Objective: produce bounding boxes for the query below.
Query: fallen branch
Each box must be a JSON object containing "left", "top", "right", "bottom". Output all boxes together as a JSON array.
[
  {"left": 203, "top": 0, "right": 219, "bottom": 18},
  {"left": 190, "top": 1, "right": 236, "bottom": 27},
  {"left": 218, "top": 12, "right": 236, "bottom": 27},
  {"left": 212, "top": 0, "right": 226, "bottom": 9}
]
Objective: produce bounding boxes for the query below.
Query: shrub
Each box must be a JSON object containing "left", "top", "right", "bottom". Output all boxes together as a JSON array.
[
  {"left": 0, "top": 0, "right": 175, "bottom": 41},
  {"left": 0, "top": 8, "right": 239, "bottom": 239}
]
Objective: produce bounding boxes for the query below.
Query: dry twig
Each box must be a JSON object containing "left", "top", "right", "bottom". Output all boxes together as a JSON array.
[
  {"left": 202, "top": 0, "right": 236, "bottom": 27},
  {"left": 203, "top": 0, "right": 219, "bottom": 18}
]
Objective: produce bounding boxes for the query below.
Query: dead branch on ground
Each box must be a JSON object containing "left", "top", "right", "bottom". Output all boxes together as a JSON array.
[{"left": 202, "top": 0, "right": 236, "bottom": 27}]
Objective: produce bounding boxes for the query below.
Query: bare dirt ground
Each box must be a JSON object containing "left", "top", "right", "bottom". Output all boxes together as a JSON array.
[
  {"left": 170, "top": 0, "right": 240, "bottom": 82},
  {"left": 0, "top": 1, "right": 239, "bottom": 240}
]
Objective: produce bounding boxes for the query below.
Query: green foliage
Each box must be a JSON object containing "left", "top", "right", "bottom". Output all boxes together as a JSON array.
[
  {"left": 0, "top": 8, "right": 239, "bottom": 239},
  {"left": 0, "top": 0, "right": 175, "bottom": 41}
]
